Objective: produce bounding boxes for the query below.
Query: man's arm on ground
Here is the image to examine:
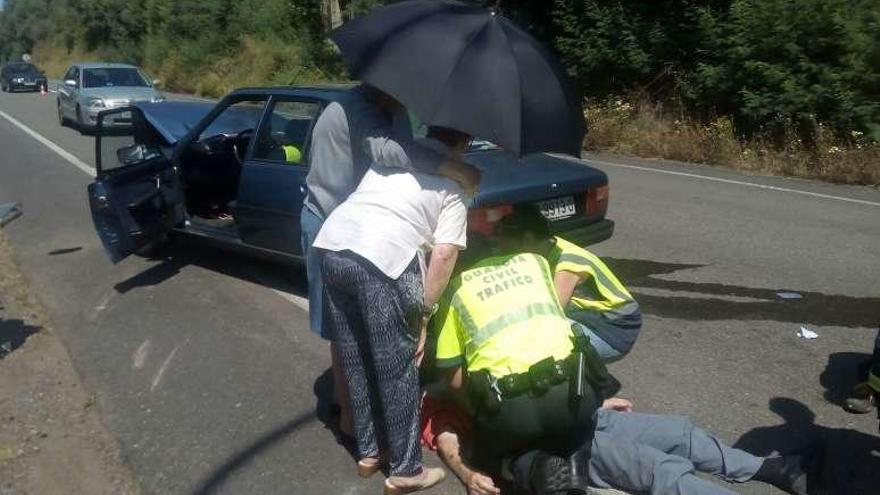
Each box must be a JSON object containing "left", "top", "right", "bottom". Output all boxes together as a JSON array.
[
  {"left": 554, "top": 270, "right": 583, "bottom": 307},
  {"left": 436, "top": 431, "right": 500, "bottom": 495}
]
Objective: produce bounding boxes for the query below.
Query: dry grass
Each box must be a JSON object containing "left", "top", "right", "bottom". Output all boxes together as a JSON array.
[
  {"left": 33, "top": 36, "right": 338, "bottom": 99},
  {"left": 31, "top": 44, "right": 102, "bottom": 79},
  {"left": 585, "top": 100, "right": 880, "bottom": 186},
  {"left": 171, "top": 36, "right": 337, "bottom": 98}
]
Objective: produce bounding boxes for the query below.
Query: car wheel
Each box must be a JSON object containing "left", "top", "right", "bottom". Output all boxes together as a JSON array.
[
  {"left": 57, "top": 102, "right": 66, "bottom": 126},
  {"left": 75, "top": 105, "right": 92, "bottom": 134}
]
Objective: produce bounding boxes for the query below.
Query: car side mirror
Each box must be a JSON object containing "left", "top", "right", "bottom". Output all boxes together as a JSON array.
[{"left": 64, "top": 79, "right": 77, "bottom": 87}]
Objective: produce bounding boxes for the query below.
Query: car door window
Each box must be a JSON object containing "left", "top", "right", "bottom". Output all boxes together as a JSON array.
[
  {"left": 252, "top": 100, "right": 321, "bottom": 165},
  {"left": 98, "top": 109, "right": 166, "bottom": 176},
  {"left": 198, "top": 99, "right": 267, "bottom": 141}
]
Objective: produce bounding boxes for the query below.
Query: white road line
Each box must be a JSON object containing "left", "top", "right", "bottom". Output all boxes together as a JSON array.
[
  {"left": 0, "top": 108, "right": 96, "bottom": 177},
  {"left": 589, "top": 158, "right": 880, "bottom": 208}
]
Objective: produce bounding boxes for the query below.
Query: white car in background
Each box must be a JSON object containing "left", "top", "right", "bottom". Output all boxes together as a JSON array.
[{"left": 57, "top": 62, "right": 164, "bottom": 131}]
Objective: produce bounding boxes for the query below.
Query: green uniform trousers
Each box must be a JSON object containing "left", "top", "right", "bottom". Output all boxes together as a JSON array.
[{"left": 471, "top": 380, "right": 599, "bottom": 472}]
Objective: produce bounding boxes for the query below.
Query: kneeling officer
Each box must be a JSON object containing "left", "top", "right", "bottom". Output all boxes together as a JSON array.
[{"left": 433, "top": 207, "right": 617, "bottom": 486}]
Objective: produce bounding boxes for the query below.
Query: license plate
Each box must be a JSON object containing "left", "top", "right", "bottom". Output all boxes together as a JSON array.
[
  {"left": 23, "top": 82, "right": 36, "bottom": 86},
  {"left": 536, "top": 196, "right": 576, "bottom": 221}
]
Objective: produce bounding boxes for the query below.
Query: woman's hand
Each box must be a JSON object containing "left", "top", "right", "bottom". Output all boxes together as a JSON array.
[{"left": 601, "top": 397, "right": 633, "bottom": 412}]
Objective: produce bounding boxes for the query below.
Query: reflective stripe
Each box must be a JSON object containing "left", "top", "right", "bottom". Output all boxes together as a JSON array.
[
  {"left": 452, "top": 291, "right": 480, "bottom": 342},
  {"left": 604, "top": 301, "right": 641, "bottom": 322},
  {"left": 469, "top": 302, "right": 562, "bottom": 346},
  {"left": 558, "top": 252, "right": 632, "bottom": 303}
]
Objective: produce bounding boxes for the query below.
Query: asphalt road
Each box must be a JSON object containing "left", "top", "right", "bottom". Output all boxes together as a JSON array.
[{"left": 1, "top": 87, "right": 878, "bottom": 495}]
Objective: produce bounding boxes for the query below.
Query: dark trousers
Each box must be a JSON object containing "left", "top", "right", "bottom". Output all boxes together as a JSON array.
[
  {"left": 472, "top": 380, "right": 599, "bottom": 473},
  {"left": 322, "top": 250, "right": 424, "bottom": 476}
]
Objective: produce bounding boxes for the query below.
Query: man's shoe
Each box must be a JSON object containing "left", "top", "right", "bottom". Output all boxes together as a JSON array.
[
  {"left": 843, "top": 383, "right": 876, "bottom": 414},
  {"left": 753, "top": 444, "right": 825, "bottom": 495}
]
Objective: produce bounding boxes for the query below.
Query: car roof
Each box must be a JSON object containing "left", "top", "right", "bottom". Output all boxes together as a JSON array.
[
  {"left": 3, "top": 62, "right": 36, "bottom": 69},
  {"left": 74, "top": 63, "right": 141, "bottom": 70},
  {"left": 227, "top": 84, "right": 357, "bottom": 101}
]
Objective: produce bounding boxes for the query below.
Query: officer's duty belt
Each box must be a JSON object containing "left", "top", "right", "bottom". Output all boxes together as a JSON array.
[{"left": 469, "top": 353, "right": 577, "bottom": 406}]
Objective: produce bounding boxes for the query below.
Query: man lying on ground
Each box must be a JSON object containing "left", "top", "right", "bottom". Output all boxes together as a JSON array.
[{"left": 421, "top": 395, "right": 823, "bottom": 495}]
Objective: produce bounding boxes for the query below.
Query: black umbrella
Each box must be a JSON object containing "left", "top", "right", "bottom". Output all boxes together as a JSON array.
[{"left": 331, "top": 0, "right": 585, "bottom": 157}]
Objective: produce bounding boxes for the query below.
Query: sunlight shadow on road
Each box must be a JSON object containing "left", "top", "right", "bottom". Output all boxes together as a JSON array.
[
  {"left": 0, "top": 316, "right": 40, "bottom": 358},
  {"left": 111, "top": 239, "right": 308, "bottom": 299},
  {"left": 190, "top": 411, "right": 317, "bottom": 495},
  {"left": 604, "top": 258, "right": 879, "bottom": 328},
  {"left": 734, "top": 397, "right": 880, "bottom": 494}
]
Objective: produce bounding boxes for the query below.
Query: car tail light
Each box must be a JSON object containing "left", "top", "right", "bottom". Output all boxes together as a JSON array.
[
  {"left": 586, "top": 184, "right": 609, "bottom": 218},
  {"left": 468, "top": 204, "right": 513, "bottom": 236}
]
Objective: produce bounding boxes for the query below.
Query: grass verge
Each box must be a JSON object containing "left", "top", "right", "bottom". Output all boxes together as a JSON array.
[{"left": 585, "top": 100, "right": 880, "bottom": 186}]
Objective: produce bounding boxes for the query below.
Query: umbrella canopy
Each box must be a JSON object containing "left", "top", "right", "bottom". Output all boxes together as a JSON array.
[{"left": 332, "top": 0, "right": 585, "bottom": 157}]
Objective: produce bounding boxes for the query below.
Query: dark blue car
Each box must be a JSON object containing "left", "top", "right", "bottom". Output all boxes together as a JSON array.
[{"left": 87, "top": 86, "right": 613, "bottom": 263}]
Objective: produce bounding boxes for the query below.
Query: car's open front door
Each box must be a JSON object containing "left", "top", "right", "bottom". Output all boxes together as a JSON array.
[{"left": 87, "top": 107, "right": 183, "bottom": 263}]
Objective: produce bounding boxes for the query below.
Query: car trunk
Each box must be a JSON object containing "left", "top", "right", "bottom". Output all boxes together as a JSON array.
[{"left": 465, "top": 150, "right": 609, "bottom": 238}]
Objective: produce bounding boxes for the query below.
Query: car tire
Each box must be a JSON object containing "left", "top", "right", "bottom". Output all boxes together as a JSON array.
[
  {"left": 57, "top": 101, "right": 67, "bottom": 127},
  {"left": 76, "top": 105, "right": 93, "bottom": 134}
]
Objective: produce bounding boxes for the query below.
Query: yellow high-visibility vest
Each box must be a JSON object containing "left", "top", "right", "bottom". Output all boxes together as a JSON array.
[
  {"left": 282, "top": 145, "right": 303, "bottom": 164},
  {"left": 435, "top": 252, "right": 575, "bottom": 378},
  {"left": 548, "top": 237, "right": 637, "bottom": 316}
]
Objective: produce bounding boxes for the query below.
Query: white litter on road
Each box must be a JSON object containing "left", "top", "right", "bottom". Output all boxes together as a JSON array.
[
  {"left": 776, "top": 292, "right": 803, "bottom": 300},
  {"left": 797, "top": 326, "right": 819, "bottom": 339}
]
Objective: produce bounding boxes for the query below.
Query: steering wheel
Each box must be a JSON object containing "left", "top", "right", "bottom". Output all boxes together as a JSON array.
[{"left": 231, "top": 129, "right": 254, "bottom": 165}]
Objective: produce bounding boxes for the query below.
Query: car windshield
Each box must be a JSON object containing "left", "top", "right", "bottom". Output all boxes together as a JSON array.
[
  {"left": 6, "top": 63, "right": 37, "bottom": 75},
  {"left": 83, "top": 68, "right": 149, "bottom": 88}
]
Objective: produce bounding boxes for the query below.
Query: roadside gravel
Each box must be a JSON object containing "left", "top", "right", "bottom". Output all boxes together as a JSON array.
[{"left": 0, "top": 232, "right": 140, "bottom": 495}]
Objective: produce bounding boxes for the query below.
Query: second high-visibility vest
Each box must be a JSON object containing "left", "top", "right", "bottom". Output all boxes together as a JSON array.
[{"left": 548, "top": 236, "right": 639, "bottom": 320}]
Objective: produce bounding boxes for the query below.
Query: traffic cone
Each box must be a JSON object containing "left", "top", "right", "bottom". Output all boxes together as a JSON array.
[{"left": 40, "top": 84, "right": 47, "bottom": 96}]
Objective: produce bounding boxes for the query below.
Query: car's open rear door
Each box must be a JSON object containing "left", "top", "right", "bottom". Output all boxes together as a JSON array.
[{"left": 87, "top": 107, "right": 183, "bottom": 263}]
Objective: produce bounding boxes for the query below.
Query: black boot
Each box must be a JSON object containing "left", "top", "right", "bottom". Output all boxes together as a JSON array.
[
  {"left": 753, "top": 445, "right": 824, "bottom": 495},
  {"left": 528, "top": 452, "right": 588, "bottom": 495}
]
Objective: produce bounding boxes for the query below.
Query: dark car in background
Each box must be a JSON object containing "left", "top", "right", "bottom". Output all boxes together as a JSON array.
[
  {"left": 0, "top": 62, "right": 48, "bottom": 92},
  {"left": 85, "top": 86, "right": 613, "bottom": 264}
]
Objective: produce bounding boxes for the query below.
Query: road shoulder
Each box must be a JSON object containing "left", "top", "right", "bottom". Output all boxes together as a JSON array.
[{"left": 0, "top": 231, "right": 140, "bottom": 495}]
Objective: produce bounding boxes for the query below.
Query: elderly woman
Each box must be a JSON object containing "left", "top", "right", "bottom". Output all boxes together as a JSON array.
[{"left": 313, "top": 126, "right": 475, "bottom": 494}]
